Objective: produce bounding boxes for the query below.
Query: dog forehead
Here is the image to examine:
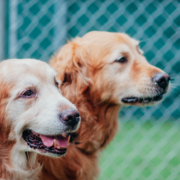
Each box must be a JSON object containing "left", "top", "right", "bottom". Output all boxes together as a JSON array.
[
  {"left": 80, "top": 32, "right": 138, "bottom": 57},
  {"left": 0, "top": 59, "right": 56, "bottom": 84},
  {"left": 79, "top": 32, "right": 139, "bottom": 65}
]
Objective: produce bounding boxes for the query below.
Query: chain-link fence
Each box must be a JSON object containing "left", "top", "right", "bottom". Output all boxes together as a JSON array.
[{"left": 1, "top": 0, "right": 180, "bottom": 179}]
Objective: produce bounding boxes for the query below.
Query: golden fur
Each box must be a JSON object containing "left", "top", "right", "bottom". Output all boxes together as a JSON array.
[{"left": 39, "top": 31, "right": 170, "bottom": 180}]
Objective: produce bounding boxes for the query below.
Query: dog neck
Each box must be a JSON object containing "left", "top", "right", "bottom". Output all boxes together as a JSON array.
[
  {"left": 77, "top": 101, "right": 121, "bottom": 153},
  {"left": 0, "top": 146, "right": 41, "bottom": 180},
  {"left": 98, "top": 103, "right": 121, "bottom": 147}
]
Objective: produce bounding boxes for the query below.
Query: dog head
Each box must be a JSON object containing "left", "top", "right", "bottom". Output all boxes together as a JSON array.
[
  {"left": 0, "top": 59, "right": 80, "bottom": 158},
  {"left": 51, "top": 31, "right": 170, "bottom": 107}
]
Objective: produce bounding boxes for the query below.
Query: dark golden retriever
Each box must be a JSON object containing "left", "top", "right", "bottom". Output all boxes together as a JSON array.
[{"left": 39, "top": 31, "right": 170, "bottom": 180}]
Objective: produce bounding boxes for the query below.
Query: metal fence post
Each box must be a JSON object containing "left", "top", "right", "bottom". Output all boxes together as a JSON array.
[
  {"left": 0, "top": 0, "right": 5, "bottom": 61},
  {"left": 8, "top": 0, "right": 18, "bottom": 59}
]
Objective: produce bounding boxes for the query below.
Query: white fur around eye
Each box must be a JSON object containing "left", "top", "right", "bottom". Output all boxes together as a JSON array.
[{"left": 137, "top": 46, "right": 144, "bottom": 55}]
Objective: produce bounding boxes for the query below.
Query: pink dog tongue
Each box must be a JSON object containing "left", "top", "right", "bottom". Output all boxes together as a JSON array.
[{"left": 40, "top": 135, "right": 69, "bottom": 148}]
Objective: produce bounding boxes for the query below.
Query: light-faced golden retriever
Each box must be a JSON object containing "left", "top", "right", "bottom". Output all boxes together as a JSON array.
[
  {"left": 39, "top": 31, "right": 170, "bottom": 180},
  {"left": 0, "top": 59, "right": 80, "bottom": 180}
]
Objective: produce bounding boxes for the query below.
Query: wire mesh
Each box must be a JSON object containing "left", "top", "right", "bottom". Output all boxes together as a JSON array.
[{"left": 3, "top": 0, "right": 180, "bottom": 179}]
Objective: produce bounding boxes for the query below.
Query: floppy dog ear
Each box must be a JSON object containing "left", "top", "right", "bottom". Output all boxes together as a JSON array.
[{"left": 50, "top": 40, "right": 92, "bottom": 94}]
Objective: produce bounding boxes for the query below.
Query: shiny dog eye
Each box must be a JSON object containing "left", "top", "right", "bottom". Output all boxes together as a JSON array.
[
  {"left": 115, "top": 56, "right": 127, "bottom": 63},
  {"left": 22, "top": 90, "right": 35, "bottom": 97},
  {"left": 55, "top": 81, "right": 59, "bottom": 88}
]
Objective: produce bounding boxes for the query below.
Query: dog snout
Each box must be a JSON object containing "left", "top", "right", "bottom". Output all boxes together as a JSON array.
[
  {"left": 153, "top": 73, "right": 170, "bottom": 92},
  {"left": 59, "top": 108, "right": 80, "bottom": 130}
]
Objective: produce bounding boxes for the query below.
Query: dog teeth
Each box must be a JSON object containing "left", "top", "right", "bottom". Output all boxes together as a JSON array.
[
  {"left": 57, "top": 146, "right": 61, "bottom": 149},
  {"left": 62, "top": 133, "right": 66, "bottom": 137},
  {"left": 53, "top": 139, "right": 57, "bottom": 147},
  {"left": 68, "top": 135, "right": 70, "bottom": 142}
]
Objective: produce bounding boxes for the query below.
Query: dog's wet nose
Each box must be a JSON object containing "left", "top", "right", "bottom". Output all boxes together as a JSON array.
[
  {"left": 153, "top": 73, "right": 170, "bottom": 91},
  {"left": 59, "top": 108, "right": 80, "bottom": 129}
]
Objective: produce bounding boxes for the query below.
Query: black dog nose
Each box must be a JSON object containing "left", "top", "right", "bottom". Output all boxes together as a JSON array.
[
  {"left": 59, "top": 108, "right": 80, "bottom": 129},
  {"left": 153, "top": 73, "right": 170, "bottom": 90}
]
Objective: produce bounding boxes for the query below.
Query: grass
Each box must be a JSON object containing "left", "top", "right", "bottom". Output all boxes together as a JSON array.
[{"left": 98, "top": 121, "right": 180, "bottom": 180}]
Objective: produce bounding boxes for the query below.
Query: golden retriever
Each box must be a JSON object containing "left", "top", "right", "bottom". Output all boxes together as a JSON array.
[
  {"left": 40, "top": 31, "right": 170, "bottom": 180},
  {"left": 0, "top": 59, "right": 80, "bottom": 180}
]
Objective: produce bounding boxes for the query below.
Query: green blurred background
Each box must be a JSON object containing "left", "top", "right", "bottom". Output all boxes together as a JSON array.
[{"left": 0, "top": 0, "right": 180, "bottom": 179}]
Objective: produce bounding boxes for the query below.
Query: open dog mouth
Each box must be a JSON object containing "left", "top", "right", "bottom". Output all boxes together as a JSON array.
[
  {"left": 122, "top": 94, "right": 163, "bottom": 104},
  {"left": 22, "top": 130, "right": 71, "bottom": 155}
]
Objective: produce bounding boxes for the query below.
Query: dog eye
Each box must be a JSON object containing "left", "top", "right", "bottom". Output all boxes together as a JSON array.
[
  {"left": 55, "top": 81, "right": 59, "bottom": 88},
  {"left": 115, "top": 56, "right": 127, "bottom": 63},
  {"left": 22, "top": 90, "right": 35, "bottom": 97}
]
